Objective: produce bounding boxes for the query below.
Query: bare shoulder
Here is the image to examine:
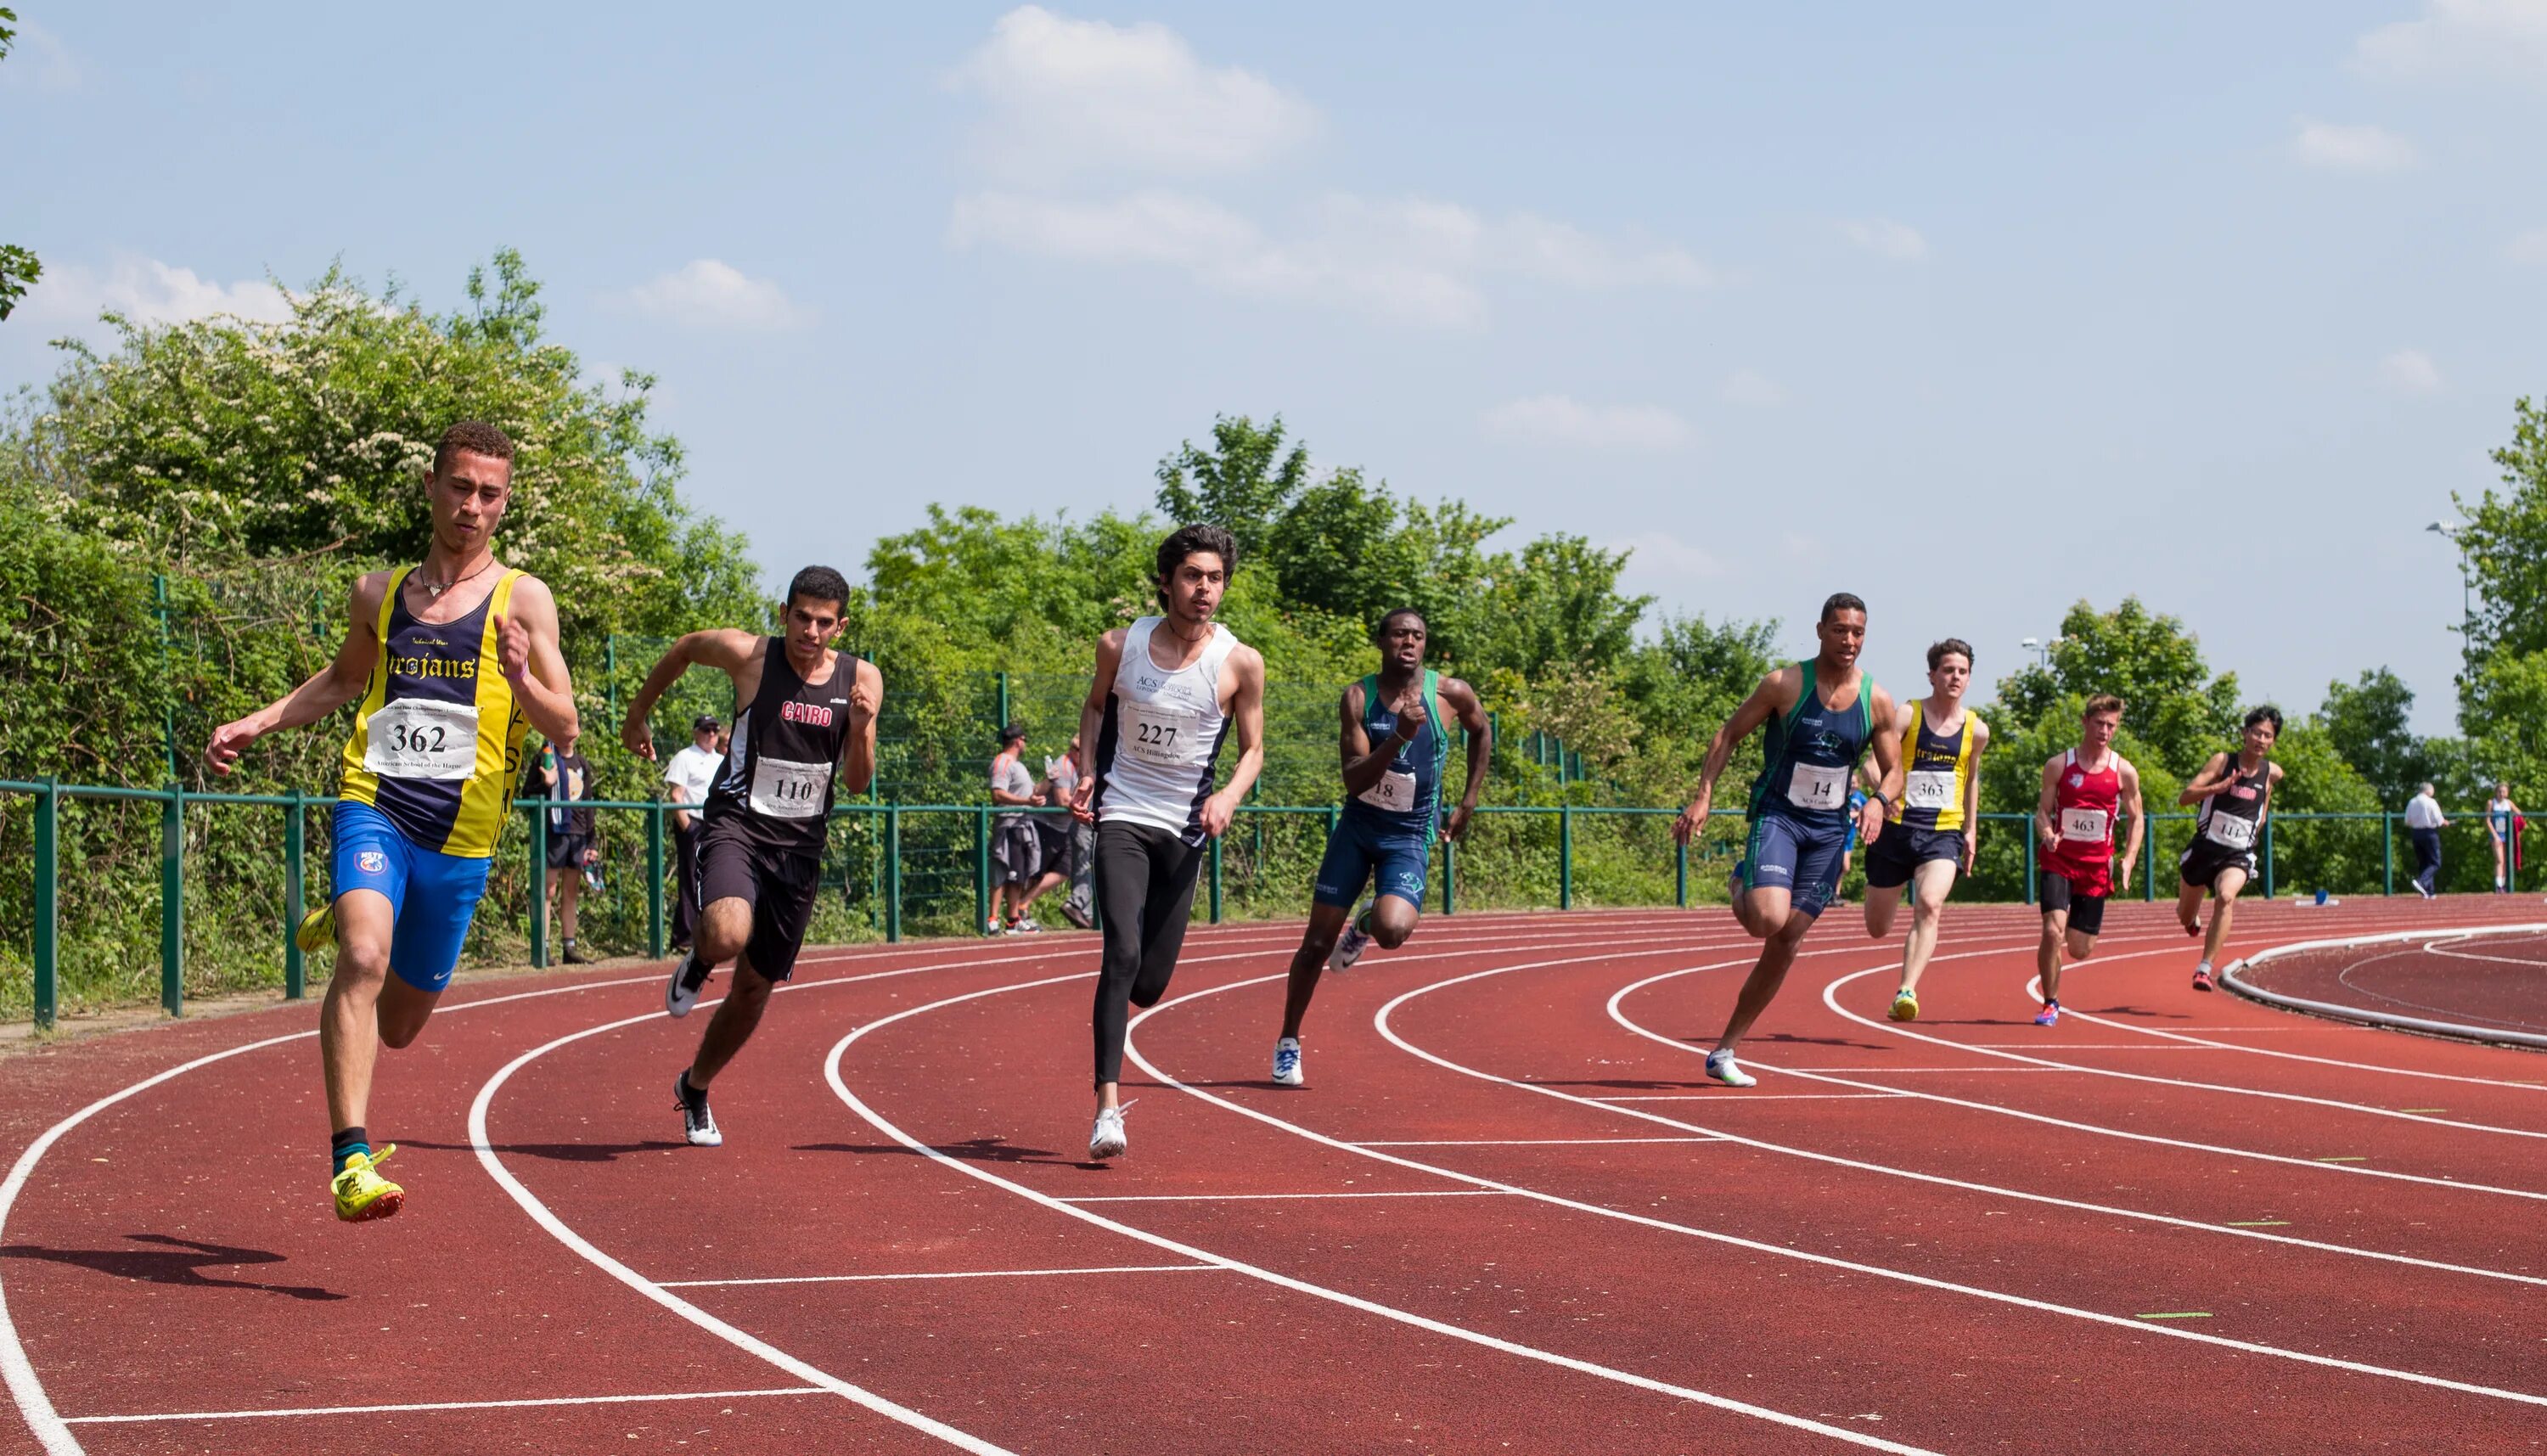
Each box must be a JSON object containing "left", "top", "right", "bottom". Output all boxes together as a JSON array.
[
  {"left": 1756, "top": 663, "right": 1802, "bottom": 710},
  {"left": 855, "top": 655, "right": 883, "bottom": 691},
  {"left": 348, "top": 569, "right": 394, "bottom": 620},
  {"left": 1969, "top": 711, "right": 1991, "bottom": 747},
  {"left": 1440, "top": 675, "right": 1481, "bottom": 709},
  {"left": 504, "top": 571, "right": 559, "bottom": 621},
  {"left": 1341, "top": 680, "right": 1366, "bottom": 716},
  {"left": 1231, "top": 642, "right": 1268, "bottom": 679},
  {"left": 2117, "top": 755, "right": 2143, "bottom": 787}
]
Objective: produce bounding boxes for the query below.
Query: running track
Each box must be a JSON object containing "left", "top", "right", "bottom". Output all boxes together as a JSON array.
[{"left": 4, "top": 898, "right": 2545, "bottom": 1454}]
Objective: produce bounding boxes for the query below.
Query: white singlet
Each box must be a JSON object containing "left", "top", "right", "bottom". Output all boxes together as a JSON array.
[{"left": 1094, "top": 616, "right": 1240, "bottom": 843}]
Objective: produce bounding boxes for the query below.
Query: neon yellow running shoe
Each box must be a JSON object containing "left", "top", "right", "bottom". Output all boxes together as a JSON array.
[
  {"left": 295, "top": 902, "right": 336, "bottom": 954},
  {"left": 330, "top": 1144, "right": 403, "bottom": 1223},
  {"left": 1888, "top": 990, "right": 1920, "bottom": 1022}
]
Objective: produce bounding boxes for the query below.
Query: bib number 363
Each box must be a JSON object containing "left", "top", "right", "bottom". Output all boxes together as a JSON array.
[{"left": 363, "top": 699, "right": 480, "bottom": 782}]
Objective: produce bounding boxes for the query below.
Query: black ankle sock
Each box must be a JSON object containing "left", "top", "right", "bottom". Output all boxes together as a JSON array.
[
  {"left": 331, "top": 1125, "right": 369, "bottom": 1174},
  {"left": 678, "top": 1071, "right": 709, "bottom": 1110}
]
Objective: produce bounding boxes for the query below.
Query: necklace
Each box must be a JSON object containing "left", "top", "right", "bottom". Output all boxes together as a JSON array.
[{"left": 416, "top": 557, "right": 498, "bottom": 600}]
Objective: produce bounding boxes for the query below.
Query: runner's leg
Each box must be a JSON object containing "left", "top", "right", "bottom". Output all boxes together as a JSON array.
[
  {"left": 1279, "top": 901, "right": 1357, "bottom": 1040},
  {"left": 2038, "top": 907, "right": 2070, "bottom": 1004},
  {"left": 1714, "top": 911, "right": 1813, "bottom": 1054},
  {"left": 1092, "top": 821, "right": 1155, "bottom": 1108},
  {"left": 2174, "top": 872, "right": 2204, "bottom": 936},
  {"left": 686, "top": 953, "right": 776, "bottom": 1090},
  {"left": 2201, "top": 865, "right": 2249, "bottom": 967},
  {"left": 1864, "top": 882, "right": 1905, "bottom": 939},
  {"left": 321, "top": 889, "right": 399, "bottom": 1135},
  {"left": 1897, "top": 857, "right": 1954, "bottom": 999}
]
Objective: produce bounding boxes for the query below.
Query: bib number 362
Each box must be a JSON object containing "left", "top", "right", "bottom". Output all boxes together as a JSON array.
[
  {"left": 750, "top": 756, "right": 831, "bottom": 819},
  {"left": 363, "top": 699, "right": 480, "bottom": 782}
]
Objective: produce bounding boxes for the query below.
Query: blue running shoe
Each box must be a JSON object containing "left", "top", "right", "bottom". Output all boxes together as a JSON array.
[
  {"left": 2033, "top": 1000, "right": 2061, "bottom": 1027},
  {"left": 1272, "top": 1037, "right": 1303, "bottom": 1087}
]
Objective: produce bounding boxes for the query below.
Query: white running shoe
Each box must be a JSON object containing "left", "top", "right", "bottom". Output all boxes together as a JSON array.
[
  {"left": 1088, "top": 1105, "right": 1128, "bottom": 1161},
  {"left": 1272, "top": 1037, "right": 1304, "bottom": 1087},
  {"left": 1704, "top": 1048, "right": 1757, "bottom": 1088},
  {"left": 1010, "top": 917, "right": 1043, "bottom": 935},
  {"left": 664, "top": 952, "right": 712, "bottom": 1019},
  {"left": 675, "top": 1071, "right": 722, "bottom": 1148},
  {"left": 1329, "top": 919, "right": 1371, "bottom": 974}
]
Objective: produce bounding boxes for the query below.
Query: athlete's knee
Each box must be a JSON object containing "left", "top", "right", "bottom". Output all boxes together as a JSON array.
[
  {"left": 378, "top": 1012, "right": 428, "bottom": 1050},
  {"left": 333, "top": 938, "right": 391, "bottom": 989},
  {"left": 2067, "top": 935, "right": 2096, "bottom": 962},
  {"left": 1371, "top": 903, "right": 1418, "bottom": 949}
]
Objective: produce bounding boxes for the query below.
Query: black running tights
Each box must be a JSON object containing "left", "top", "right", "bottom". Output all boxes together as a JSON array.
[{"left": 1091, "top": 818, "right": 1206, "bottom": 1086}]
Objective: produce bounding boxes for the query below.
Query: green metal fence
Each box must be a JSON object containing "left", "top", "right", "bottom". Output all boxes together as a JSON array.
[{"left": 3, "top": 776, "right": 2522, "bottom": 1032}]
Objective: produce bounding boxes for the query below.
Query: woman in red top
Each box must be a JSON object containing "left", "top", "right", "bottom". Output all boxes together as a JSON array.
[{"left": 2033, "top": 695, "right": 2144, "bottom": 1026}]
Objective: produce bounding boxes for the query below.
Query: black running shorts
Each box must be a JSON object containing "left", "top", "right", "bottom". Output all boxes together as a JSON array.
[
  {"left": 695, "top": 814, "right": 821, "bottom": 981},
  {"left": 2179, "top": 838, "right": 2257, "bottom": 891},
  {"left": 2039, "top": 873, "right": 2108, "bottom": 936},
  {"left": 1864, "top": 824, "right": 1964, "bottom": 890}
]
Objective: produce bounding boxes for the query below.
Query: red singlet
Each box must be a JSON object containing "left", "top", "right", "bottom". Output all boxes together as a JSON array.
[{"left": 2040, "top": 747, "right": 2122, "bottom": 897}]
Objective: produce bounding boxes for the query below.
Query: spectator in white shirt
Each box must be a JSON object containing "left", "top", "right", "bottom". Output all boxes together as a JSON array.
[
  {"left": 661, "top": 715, "right": 724, "bottom": 951},
  {"left": 2404, "top": 783, "right": 2447, "bottom": 899}
]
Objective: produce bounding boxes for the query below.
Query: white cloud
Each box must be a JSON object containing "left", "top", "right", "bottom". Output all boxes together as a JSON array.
[
  {"left": 948, "top": 5, "right": 1317, "bottom": 178},
  {"left": 2356, "top": 0, "right": 2547, "bottom": 82},
  {"left": 21, "top": 256, "right": 292, "bottom": 331},
  {"left": 1481, "top": 395, "right": 1692, "bottom": 452},
  {"left": 2381, "top": 348, "right": 2445, "bottom": 394},
  {"left": 0, "top": 21, "right": 80, "bottom": 93},
  {"left": 614, "top": 260, "right": 809, "bottom": 331},
  {"left": 1840, "top": 218, "right": 1928, "bottom": 261},
  {"left": 2291, "top": 119, "right": 2419, "bottom": 172},
  {"left": 2509, "top": 226, "right": 2547, "bottom": 263},
  {"left": 1722, "top": 368, "right": 1787, "bottom": 407},
  {"left": 950, "top": 189, "right": 1709, "bottom": 328},
  {"left": 1616, "top": 530, "right": 1723, "bottom": 579}
]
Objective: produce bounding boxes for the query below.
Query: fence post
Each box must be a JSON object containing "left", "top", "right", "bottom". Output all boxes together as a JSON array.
[
  {"left": 33, "top": 778, "right": 57, "bottom": 1032},
  {"left": 2382, "top": 813, "right": 2393, "bottom": 897},
  {"left": 604, "top": 633, "right": 619, "bottom": 739},
  {"left": 1560, "top": 804, "right": 1573, "bottom": 910},
  {"left": 284, "top": 794, "right": 306, "bottom": 1000},
  {"left": 1675, "top": 831, "right": 1688, "bottom": 908},
  {"left": 647, "top": 801, "right": 666, "bottom": 958},
  {"left": 2145, "top": 830, "right": 2156, "bottom": 901},
  {"left": 531, "top": 798, "right": 551, "bottom": 970},
  {"left": 160, "top": 784, "right": 184, "bottom": 1016},
  {"left": 2024, "top": 822, "right": 2037, "bottom": 906},
  {"left": 1441, "top": 833, "right": 1457, "bottom": 916},
  {"left": 152, "top": 574, "right": 180, "bottom": 782},
  {"left": 886, "top": 807, "right": 902, "bottom": 943},
  {"left": 997, "top": 671, "right": 1010, "bottom": 735},
  {"left": 1209, "top": 832, "right": 1223, "bottom": 924},
  {"left": 2263, "top": 818, "right": 2275, "bottom": 899},
  {"left": 975, "top": 807, "right": 991, "bottom": 934}
]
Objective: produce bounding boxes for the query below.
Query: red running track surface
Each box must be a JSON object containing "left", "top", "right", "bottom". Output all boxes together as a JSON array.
[
  {"left": 2242, "top": 925, "right": 2547, "bottom": 1037},
  {"left": 4, "top": 897, "right": 2546, "bottom": 1454}
]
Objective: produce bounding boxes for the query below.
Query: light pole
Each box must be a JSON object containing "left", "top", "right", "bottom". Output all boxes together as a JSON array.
[
  {"left": 2428, "top": 520, "right": 2471, "bottom": 660},
  {"left": 2020, "top": 635, "right": 2062, "bottom": 671}
]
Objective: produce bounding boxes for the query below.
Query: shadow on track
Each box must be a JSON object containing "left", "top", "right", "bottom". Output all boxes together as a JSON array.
[
  {"left": 402, "top": 1138, "right": 688, "bottom": 1163},
  {"left": 0, "top": 1234, "right": 346, "bottom": 1301},
  {"left": 795, "top": 1136, "right": 1075, "bottom": 1167}
]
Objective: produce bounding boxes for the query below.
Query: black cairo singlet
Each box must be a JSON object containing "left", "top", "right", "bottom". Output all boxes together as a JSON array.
[
  {"left": 2192, "top": 755, "right": 2270, "bottom": 856},
  {"left": 703, "top": 639, "right": 859, "bottom": 857}
]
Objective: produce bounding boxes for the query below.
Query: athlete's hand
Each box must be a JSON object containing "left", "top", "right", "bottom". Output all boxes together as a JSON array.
[
  {"left": 1069, "top": 773, "right": 1096, "bottom": 824},
  {"left": 2117, "top": 855, "right": 2137, "bottom": 890},
  {"left": 493, "top": 610, "right": 532, "bottom": 685},
  {"left": 1855, "top": 795, "right": 1885, "bottom": 847},
  {"left": 1392, "top": 691, "right": 1428, "bottom": 739},
  {"left": 1673, "top": 789, "right": 1713, "bottom": 846},
  {"left": 1962, "top": 828, "right": 1979, "bottom": 874},
  {"left": 204, "top": 716, "right": 261, "bottom": 775},
  {"left": 846, "top": 670, "right": 880, "bottom": 725},
  {"left": 1199, "top": 789, "right": 1236, "bottom": 839},
  {"left": 622, "top": 711, "right": 656, "bottom": 762},
  {"left": 1446, "top": 798, "right": 1476, "bottom": 843},
  {"left": 2038, "top": 819, "right": 2060, "bottom": 854}
]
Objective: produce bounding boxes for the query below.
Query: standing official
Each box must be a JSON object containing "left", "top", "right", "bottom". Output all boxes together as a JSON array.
[{"left": 2404, "top": 783, "right": 2447, "bottom": 899}]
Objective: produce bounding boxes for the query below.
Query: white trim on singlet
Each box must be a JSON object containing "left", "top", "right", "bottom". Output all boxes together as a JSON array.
[{"left": 1095, "top": 617, "right": 1239, "bottom": 839}]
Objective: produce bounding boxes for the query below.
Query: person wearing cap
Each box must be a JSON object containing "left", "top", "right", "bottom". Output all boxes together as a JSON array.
[
  {"left": 989, "top": 723, "right": 1044, "bottom": 932},
  {"left": 661, "top": 714, "right": 724, "bottom": 952}
]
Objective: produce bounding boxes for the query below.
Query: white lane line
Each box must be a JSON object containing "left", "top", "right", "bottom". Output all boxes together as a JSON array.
[
  {"left": 1061, "top": 1190, "right": 1507, "bottom": 1203},
  {"left": 660, "top": 1266, "right": 1217, "bottom": 1289},
  {"left": 824, "top": 971, "right": 1952, "bottom": 1456},
  {"left": 1775, "top": 1066, "right": 2068, "bottom": 1073},
  {"left": 1127, "top": 954, "right": 2547, "bottom": 1406},
  {"left": 65, "top": 1386, "right": 825, "bottom": 1425},
  {"left": 1352, "top": 1138, "right": 1727, "bottom": 1147},
  {"left": 1594, "top": 1093, "right": 1909, "bottom": 1102}
]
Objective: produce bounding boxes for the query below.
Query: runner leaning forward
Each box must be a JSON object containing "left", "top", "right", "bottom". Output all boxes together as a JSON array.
[
  {"left": 625, "top": 565, "right": 880, "bottom": 1148},
  {"left": 1071, "top": 525, "right": 1266, "bottom": 1161},
  {"left": 1269, "top": 608, "right": 1490, "bottom": 1088},
  {"left": 2033, "top": 694, "right": 2145, "bottom": 1027},
  {"left": 1672, "top": 593, "right": 1902, "bottom": 1088},
  {"left": 1862, "top": 638, "right": 1988, "bottom": 1022},
  {"left": 205, "top": 421, "right": 577, "bottom": 1223},
  {"left": 2177, "top": 706, "right": 2282, "bottom": 992}
]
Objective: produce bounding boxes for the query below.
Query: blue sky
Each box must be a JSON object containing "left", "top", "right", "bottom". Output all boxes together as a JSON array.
[{"left": 8, "top": 2, "right": 2546, "bottom": 737}]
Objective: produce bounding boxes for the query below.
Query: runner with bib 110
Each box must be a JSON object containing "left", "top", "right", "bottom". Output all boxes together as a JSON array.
[
  {"left": 622, "top": 565, "right": 880, "bottom": 1149},
  {"left": 1672, "top": 593, "right": 1902, "bottom": 1088},
  {"left": 1269, "top": 607, "right": 1490, "bottom": 1089},
  {"left": 2176, "top": 706, "right": 2282, "bottom": 992},
  {"left": 205, "top": 421, "right": 577, "bottom": 1223}
]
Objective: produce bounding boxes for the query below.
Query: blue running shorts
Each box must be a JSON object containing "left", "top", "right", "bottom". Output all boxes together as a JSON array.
[
  {"left": 1313, "top": 814, "right": 1431, "bottom": 911},
  {"left": 1738, "top": 811, "right": 1848, "bottom": 919},
  {"left": 330, "top": 799, "right": 492, "bottom": 994}
]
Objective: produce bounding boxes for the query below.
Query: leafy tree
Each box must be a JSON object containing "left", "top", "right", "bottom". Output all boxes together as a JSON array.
[
  {"left": 2454, "top": 396, "right": 2547, "bottom": 686},
  {"left": 1153, "top": 413, "right": 1310, "bottom": 562},
  {"left": 2319, "top": 667, "right": 2429, "bottom": 805},
  {"left": 1992, "top": 597, "right": 2240, "bottom": 778},
  {"left": 0, "top": 8, "right": 39, "bottom": 322}
]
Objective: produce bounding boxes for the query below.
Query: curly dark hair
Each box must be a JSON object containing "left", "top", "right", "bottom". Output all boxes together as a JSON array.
[
  {"left": 1156, "top": 524, "right": 1238, "bottom": 589},
  {"left": 432, "top": 420, "right": 517, "bottom": 475},
  {"left": 786, "top": 565, "right": 851, "bottom": 612}
]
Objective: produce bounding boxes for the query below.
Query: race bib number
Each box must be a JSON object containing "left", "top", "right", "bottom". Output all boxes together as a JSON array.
[
  {"left": 363, "top": 699, "right": 479, "bottom": 782},
  {"left": 2061, "top": 807, "right": 2111, "bottom": 842},
  {"left": 2207, "top": 814, "right": 2257, "bottom": 850},
  {"left": 1903, "top": 770, "right": 1957, "bottom": 812},
  {"left": 749, "top": 756, "right": 831, "bottom": 819},
  {"left": 1786, "top": 762, "right": 1848, "bottom": 812},
  {"left": 1124, "top": 702, "right": 1202, "bottom": 767},
  {"left": 1358, "top": 769, "right": 1419, "bottom": 813}
]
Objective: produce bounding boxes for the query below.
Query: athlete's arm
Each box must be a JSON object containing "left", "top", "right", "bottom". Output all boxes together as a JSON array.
[
  {"left": 620, "top": 628, "right": 761, "bottom": 762},
  {"left": 835, "top": 657, "right": 881, "bottom": 796},
  {"left": 1336, "top": 683, "right": 1387, "bottom": 795},
  {"left": 1859, "top": 684, "right": 1903, "bottom": 846},
  {"left": 1198, "top": 645, "right": 1267, "bottom": 839},
  {"left": 1962, "top": 717, "right": 1990, "bottom": 872},
  {"left": 990, "top": 749, "right": 1036, "bottom": 807},
  {"left": 2116, "top": 758, "right": 2146, "bottom": 885},
  {"left": 2037, "top": 754, "right": 2064, "bottom": 852},
  {"left": 1070, "top": 630, "right": 1127, "bottom": 823},
  {"left": 2258, "top": 761, "right": 2282, "bottom": 825},
  {"left": 1442, "top": 676, "right": 1491, "bottom": 842},
  {"left": 2178, "top": 752, "right": 2235, "bottom": 806},
  {"left": 495, "top": 575, "right": 577, "bottom": 746},
  {"left": 1672, "top": 666, "right": 1796, "bottom": 845},
  {"left": 205, "top": 571, "right": 391, "bottom": 773}
]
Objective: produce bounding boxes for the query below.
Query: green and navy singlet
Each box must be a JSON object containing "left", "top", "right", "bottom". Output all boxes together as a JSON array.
[
  {"left": 1341, "top": 670, "right": 1447, "bottom": 841},
  {"left": 1746, "top": 661, "right": 1876, "bottom": 826}
]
